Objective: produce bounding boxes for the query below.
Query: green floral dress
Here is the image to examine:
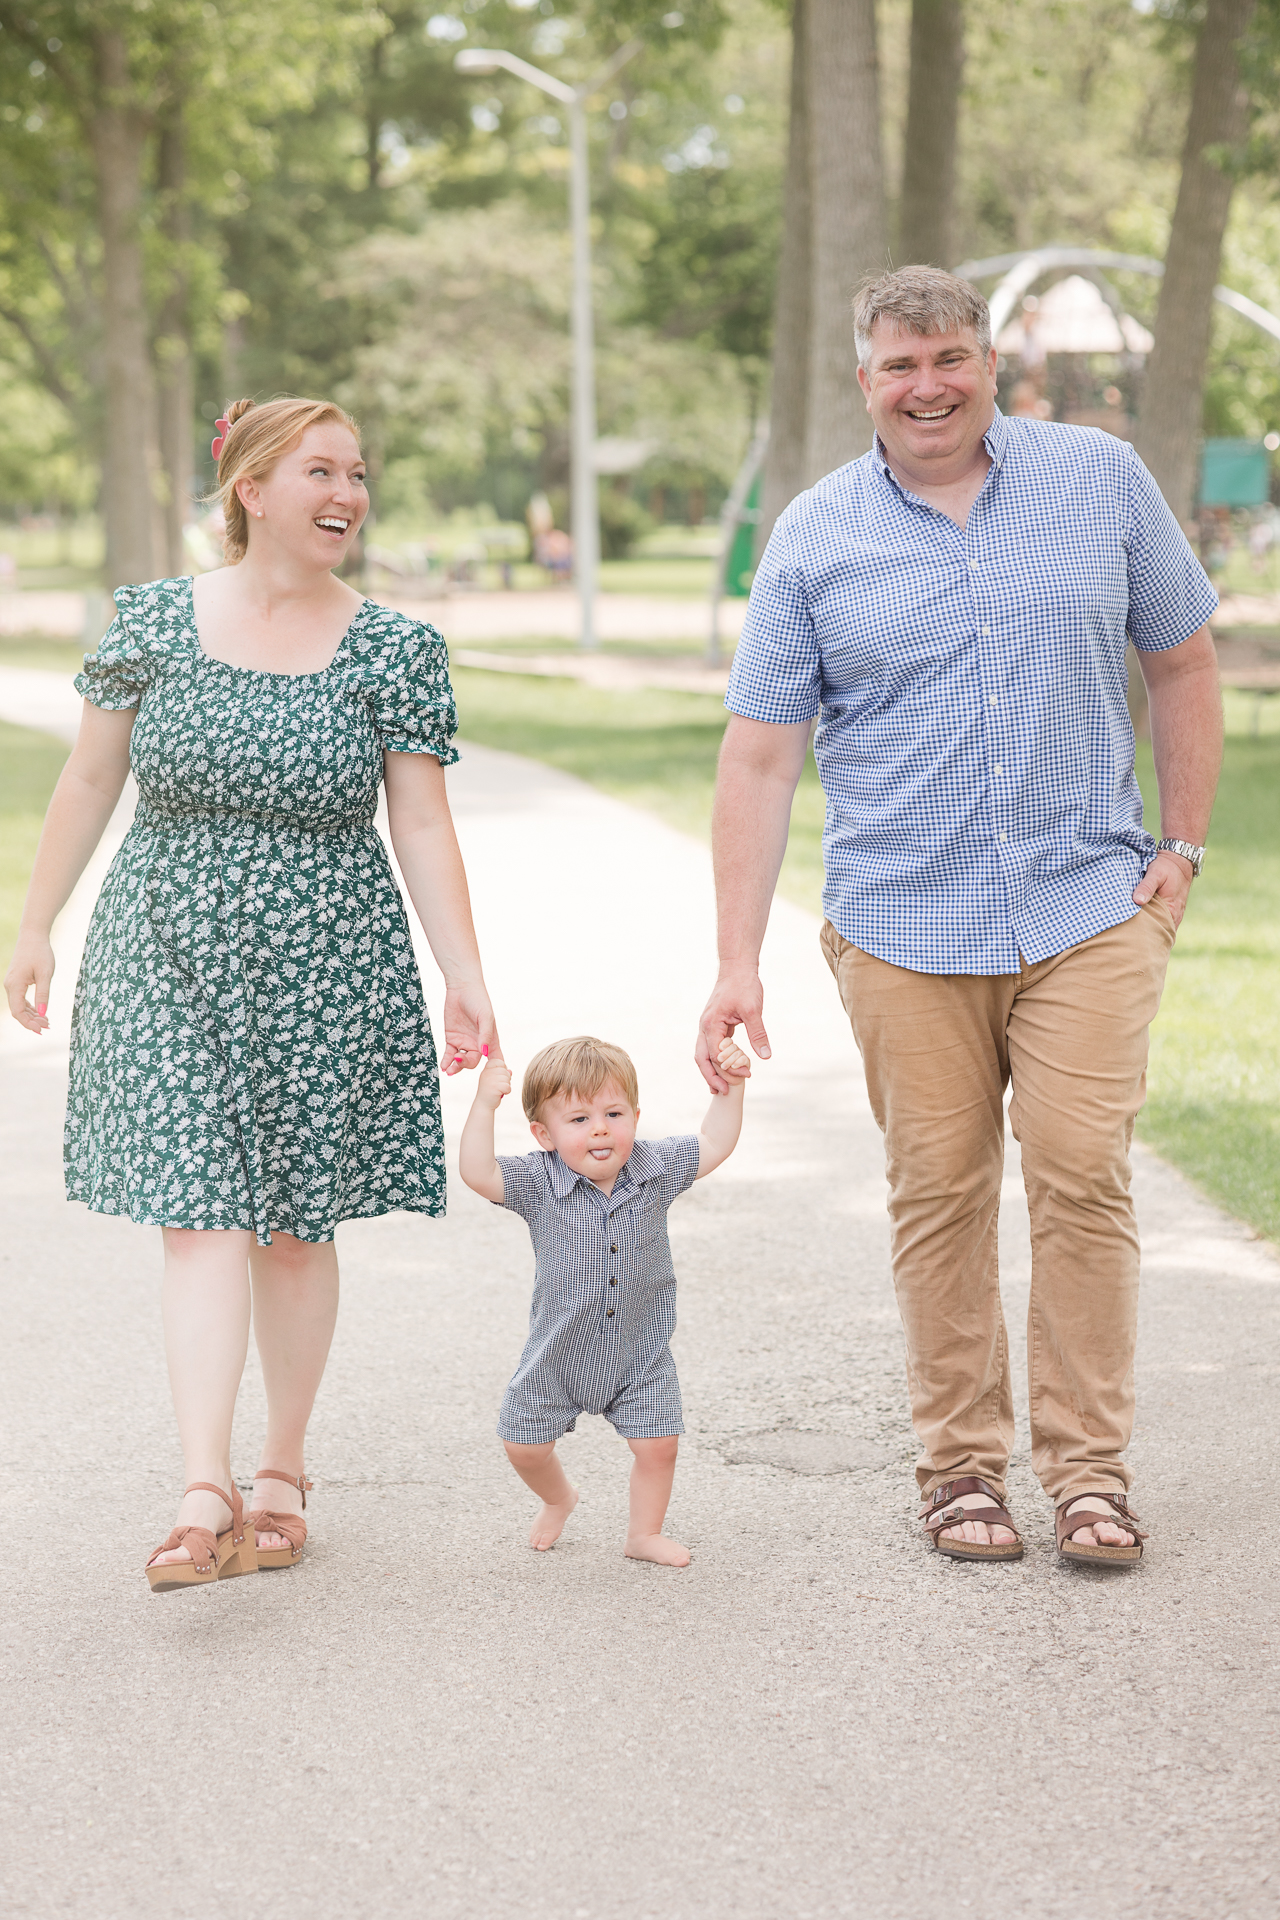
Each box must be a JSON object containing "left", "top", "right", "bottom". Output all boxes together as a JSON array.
[{"left": 66, "top": 575, "right": 459, "bottom": 1245}]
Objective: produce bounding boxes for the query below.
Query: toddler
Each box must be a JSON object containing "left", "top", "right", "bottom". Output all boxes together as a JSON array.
[{"left": 460, "top": 1032, "right": 750, "bottom": 1566}]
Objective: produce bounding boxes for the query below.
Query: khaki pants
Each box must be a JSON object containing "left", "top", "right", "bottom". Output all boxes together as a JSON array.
[{"left": 820, "top": 904, "right": 1175, "bottom": 1505}]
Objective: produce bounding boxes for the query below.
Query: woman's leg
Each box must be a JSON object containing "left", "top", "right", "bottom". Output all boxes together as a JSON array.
[
  {"left": 248, "top": 1232, "right": 340, "bottom": 1548},
  {"left": 152, "top": 1227, "right": 254, "bottom": 1565}
]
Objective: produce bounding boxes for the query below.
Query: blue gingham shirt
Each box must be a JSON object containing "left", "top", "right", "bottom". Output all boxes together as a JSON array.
[
  {"left": 727, "top": 410, "right": 1218, "bottom": 973},
  {"left": 497, "top": 1136, "right": 699, "bottom": 1416}
]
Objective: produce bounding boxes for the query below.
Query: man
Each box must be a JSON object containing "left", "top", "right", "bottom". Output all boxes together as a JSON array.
[{"left": 697, "top": 265, "right": 1221, "bottom": 1566}]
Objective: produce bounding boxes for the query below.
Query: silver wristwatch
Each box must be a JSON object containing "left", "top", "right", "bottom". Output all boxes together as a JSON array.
[{"left": 1156, "top": 837, "right": 1205, "bottom": 877}]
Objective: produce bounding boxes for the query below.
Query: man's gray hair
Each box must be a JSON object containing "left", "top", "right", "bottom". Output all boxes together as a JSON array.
[{"left": 853, "top": 266, "right": 992, "bottom": 369}]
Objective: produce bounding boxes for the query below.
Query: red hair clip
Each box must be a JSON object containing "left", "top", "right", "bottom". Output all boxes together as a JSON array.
[{"left": 211, "top": 416, "right": 230, "bottom": 461}]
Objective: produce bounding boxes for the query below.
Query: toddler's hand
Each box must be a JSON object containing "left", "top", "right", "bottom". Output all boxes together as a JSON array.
[
  {"left": 716, "top": 1037, "right": 752, "bottom": 1081},
  {"left": 477, "top": 1054, "right": 512, "bottom": 1110}
]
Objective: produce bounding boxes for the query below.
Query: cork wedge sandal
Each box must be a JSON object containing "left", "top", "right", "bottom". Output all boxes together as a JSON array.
[
  {"left": 248, "top": 1470, "right": 313, "bottom": 1570},
  {"left": 1055, "top": 1491, "right": 1146, "bottom": 1568},
  {"left": 145, "top": 1482, "right": 257, "bottom": 1593},
  {"left": 921, "top": 1476, "right": 1025, "bottom": 1562}
]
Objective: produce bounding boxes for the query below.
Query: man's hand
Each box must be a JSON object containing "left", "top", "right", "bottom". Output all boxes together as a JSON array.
[
  {"left": 696, "top": 969, "right": 771, "bottom": 1092},
  {"left": 1131, "top": 850, "right": 1193, "bottom": 931}
]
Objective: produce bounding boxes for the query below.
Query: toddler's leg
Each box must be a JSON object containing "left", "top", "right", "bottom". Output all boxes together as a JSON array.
[
  {"left": 503, "top": 1441, "right": 579, "bottom": 1551},
  {"left": 624, "top": 1436, "right": 689, "bottom": 1567}
]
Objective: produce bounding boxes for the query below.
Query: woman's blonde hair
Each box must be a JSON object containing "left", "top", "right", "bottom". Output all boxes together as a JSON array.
[
  {"left": 213, "top": 395, "right": 362, "bottom": 564},
  {"left": 522, "top": 1036, "right": 639, "bottom": 1123}
]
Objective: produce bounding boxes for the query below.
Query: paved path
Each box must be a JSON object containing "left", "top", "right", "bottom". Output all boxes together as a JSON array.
[{"left": 1, "top": 683, "right": 1278, "bottom": 1918}]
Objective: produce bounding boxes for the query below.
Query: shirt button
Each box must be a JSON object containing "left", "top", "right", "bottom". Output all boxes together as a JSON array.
[
  {"left": 993, "top": 764, "right": 1002, "bottom": 775},
  {"left": 609, "top": 1277, "right": 617, "bottom": 1286},
  {"left": 981, "top": 625, "right": 991, "bottom": 637},
  {"left": 968, "top": 561, "right": 978, "bottom": 573},
  {"left": 989, "top": 697, "right": 998, "bottom": 708},
  {"left": 606, "top": 1306, "right": 615, "bottom": 1317},
  {"left": 610, "top": 1244, "right": 617, "bottom": 1253},
  {"left": 999, "top": 831, "right": 1008, "bottom": 842}
]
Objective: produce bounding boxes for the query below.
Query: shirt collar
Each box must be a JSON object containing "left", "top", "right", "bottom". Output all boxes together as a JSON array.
[
  {"left": 873, "top": 404, "right": 1007, "bottom": 485},
  {"left": 547, "top": 1138, "right": 665, "bottom": 1200}
]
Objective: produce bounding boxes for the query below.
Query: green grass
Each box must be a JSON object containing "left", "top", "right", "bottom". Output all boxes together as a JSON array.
[
  {"left": 453, "top": 665, "right": 1279, "bottom": 1244},
  {"left": 597, "top": 556, "right": 715, "bottom": 595},
  {"left": 0, "top": 633, "right": 87, "bottom": 675},
  {"left": 3, "top": 636, "right": 1274, "bottom": 1242},
  {"left": 0, "top": 718, "right": 68, "bottom": 960},
  {"left": 450, "top": 665, "right": 826, "bottom": 914},
  {"left": 1136, "top": 734, "right": 1280, "bottom": 1241}
]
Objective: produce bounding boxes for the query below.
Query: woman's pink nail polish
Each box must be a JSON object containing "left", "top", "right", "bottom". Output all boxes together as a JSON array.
[
  {"left": 482, "top": 1044, "right": 489, "bottom": 1058},
  {"left": 36, "top": 1003, "right": 47, "bottom": 1015}
]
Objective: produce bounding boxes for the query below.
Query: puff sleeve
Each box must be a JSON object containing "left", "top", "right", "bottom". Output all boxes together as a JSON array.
[
  {"left": 369, "top": 617, "right": 459, "bottom": 764},
  {"left": 73, "top": 586, "right": 154, "bottom": 711}
]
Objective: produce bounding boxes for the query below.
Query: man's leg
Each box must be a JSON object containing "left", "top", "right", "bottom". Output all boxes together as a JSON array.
[
  {"left": 1007, "top": 902, "right": 1175, "bottom": 1544},
  {"left": 821, "top": 925, "right": 1018, "bottom": 1539}
]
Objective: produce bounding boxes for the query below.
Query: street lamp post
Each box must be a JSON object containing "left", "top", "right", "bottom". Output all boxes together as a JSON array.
[{"left": 456, "top": 40, "right": 641, "bottom": 651}]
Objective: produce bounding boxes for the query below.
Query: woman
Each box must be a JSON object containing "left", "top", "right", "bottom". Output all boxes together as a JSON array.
[{"left": 4, "top": 396, "right": 496, "bottom": 1589}]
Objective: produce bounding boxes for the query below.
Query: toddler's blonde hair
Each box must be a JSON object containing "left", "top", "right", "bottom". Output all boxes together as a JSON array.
[{"left": 522, "top": 1036, "right": 639, "bottom": 1124}]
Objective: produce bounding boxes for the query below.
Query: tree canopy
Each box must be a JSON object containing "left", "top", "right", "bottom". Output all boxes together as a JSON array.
[{"left": 4, "top": 0, "right": 1280, "bottom": 569}]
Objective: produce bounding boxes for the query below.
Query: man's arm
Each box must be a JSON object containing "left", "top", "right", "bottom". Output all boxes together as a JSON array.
[
  {"left": 696, "top": 714, "right": 811, "bottom": 1091},
  {"left": 1132, "top": 624, "right": 1223, "bottom": 930}
]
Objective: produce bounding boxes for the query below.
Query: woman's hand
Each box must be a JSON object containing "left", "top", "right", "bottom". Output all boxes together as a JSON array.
[
  {"left": 441, "top": 979, "right": 498, "bottom": 1075},
  {"left": 4, "top": 932, "right": 55, "bottom": 1034}
]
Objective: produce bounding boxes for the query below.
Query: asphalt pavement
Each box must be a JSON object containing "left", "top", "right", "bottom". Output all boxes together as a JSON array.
[{"left": 1, "top": 674, "right": 1277, "bottom": 1919}]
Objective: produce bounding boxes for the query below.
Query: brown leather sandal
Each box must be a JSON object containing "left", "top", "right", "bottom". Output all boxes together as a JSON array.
[
  {"left": 921, "top": 1476, "right": 1025, "bottom": 1561},
  {"left": 1055, "top": 1490, "right": 1146, "bottom": 1567},
  {"left": 145, "top": 1482, "right": 257, "bottom": 1592},
  {"left": 249, "top": 1470, "right": 313, "bottom": 1569}
]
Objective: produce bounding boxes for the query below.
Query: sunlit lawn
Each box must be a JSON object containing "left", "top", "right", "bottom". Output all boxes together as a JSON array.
[
  {"left": 0, "top": 718, "right": 67, "bottom": 962},
  {"left": 449, "top": 664, "right": 826, "bottom": 914},
  {"left": 2, "top": 635, "right": 1274, "bottom": 1243},
  {"left": 1136, "top": 727, "right": 1280, "bottom": 1242},
  {"left": 454, "top": 667, "right": 1280, "bottom": 1244}
]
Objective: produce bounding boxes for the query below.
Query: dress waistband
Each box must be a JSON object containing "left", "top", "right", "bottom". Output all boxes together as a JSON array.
[{"left": 132, "top": 802, "right": 378, "bottom": 837}]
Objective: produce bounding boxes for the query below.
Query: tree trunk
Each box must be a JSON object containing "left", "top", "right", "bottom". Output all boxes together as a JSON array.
[
  {"left": 803, "top": 0, "right": 888, "bottom": 483},
  {"left": 89, "top": 30, "right": 157, "bottom": 585},
  {"left": 156, "top": 108, "right": 193, "bottom": 577},
  {"left": 899, "top": 0, "right": 963, "bottom": 268},
  {"left": 757, "top": 0, "right": 812, "bottom": 556},
  {"left": 1134, "top": 0, "right": 1256, "bottom": 525},
  {"left": 366, "top": 31, "right": 385, "bottom": 190}
]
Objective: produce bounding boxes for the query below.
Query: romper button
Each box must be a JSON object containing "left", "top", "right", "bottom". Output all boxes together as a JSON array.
[
  {"left": 610, "top": 1244, "right": 617, "bottom": 1253},
  {"left": 606, "top": 1307, "right": 614, "bottom": 1317},
  {"left": 610, "top": 1277, "right": 617, "bottom": 1286}
]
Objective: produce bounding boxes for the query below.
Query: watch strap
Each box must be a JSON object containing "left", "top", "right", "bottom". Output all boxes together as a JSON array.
[{"left": 1156, "top": 837, "right": 1205, "bottom": 877}]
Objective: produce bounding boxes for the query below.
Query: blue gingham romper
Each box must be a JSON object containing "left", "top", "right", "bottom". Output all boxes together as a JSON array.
[{"left": 494, "top": 1136, "right": 700, "bottom": 1444}]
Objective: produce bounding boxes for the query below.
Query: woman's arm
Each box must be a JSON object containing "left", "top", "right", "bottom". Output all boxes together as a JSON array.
[
  {"left": 4, "top": 701, "right": 135, "bottom": 1034},
  {"left": 459, "top": 1055, "right": 512, "bottom": 1203},
  {"left": 383, "top": 749, "right": 498, "bottom": 1074},
  {"left": 694, "top": 1038, "right": 752, "bottom": 1179}
]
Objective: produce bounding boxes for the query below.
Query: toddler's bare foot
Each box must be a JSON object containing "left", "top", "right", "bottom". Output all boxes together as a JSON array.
[
  {"left": 624, "top": 1532, "right": 690, "bottom": 1567},
  {"left": 529, "top": 1486, "right": 578, "bottom": 1551}
]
